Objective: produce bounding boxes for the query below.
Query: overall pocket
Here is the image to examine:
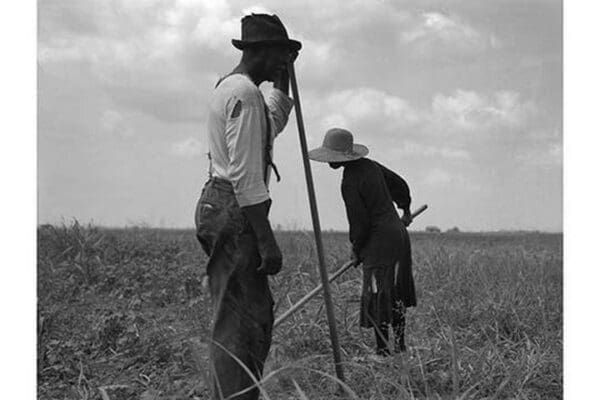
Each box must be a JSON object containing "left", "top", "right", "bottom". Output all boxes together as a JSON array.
[{"left": 195, "top": 188, "right": 223, "bottom": 255}]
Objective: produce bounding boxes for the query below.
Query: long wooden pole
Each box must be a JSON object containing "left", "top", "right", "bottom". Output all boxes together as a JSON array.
[
  {"left": 288, "top": 62, "right": 345, "bottom": 383},
  {"left": 275, "top": 204, "right": 428, "bottom": 327}
]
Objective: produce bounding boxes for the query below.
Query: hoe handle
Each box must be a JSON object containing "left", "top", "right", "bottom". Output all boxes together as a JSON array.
[{"left": 274, "top": 260, "right": 356, "bottom": 328}]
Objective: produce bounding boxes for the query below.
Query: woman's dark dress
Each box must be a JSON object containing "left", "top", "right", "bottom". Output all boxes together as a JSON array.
[{"left": 341, "top": 157, "right": 417, "bottom": 328}]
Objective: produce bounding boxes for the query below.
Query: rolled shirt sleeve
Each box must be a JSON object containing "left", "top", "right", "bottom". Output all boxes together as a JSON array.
[
  {"left": 223, "top": 90, "right": 270, "bottom": 208},
  {"left": 265, "top": 88, "right": 294, "bottom": 137}
]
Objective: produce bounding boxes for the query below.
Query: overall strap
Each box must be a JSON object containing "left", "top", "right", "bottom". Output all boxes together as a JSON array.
[
  {"left": 207, "top": 151, "right": 213, "bottom": 179},
  {"left": 263, "top": 103, "right": 281, "bottom": 183}
]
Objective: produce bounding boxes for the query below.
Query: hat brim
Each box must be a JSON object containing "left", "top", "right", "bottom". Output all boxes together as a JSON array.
[
  {"left": 232, "top": 38, "right": 302, "bottom": 51},
  {"left": 308, "top": 144, "right": 369, "bottom": 163}
]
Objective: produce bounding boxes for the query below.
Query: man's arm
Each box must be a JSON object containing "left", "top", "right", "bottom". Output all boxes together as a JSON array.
[
  {"left": 241, "top": 201, "right": 282, "bottom": 275},
  {"left": 224, "top": 89, "right": 282, "bottom": 274},
  {"left": 265, "top": 90, "right": 294, "bottom": 138},
  {"left": 224, "top": 88, "right": 270, "bottom": 206},
  {"left": 266, "top": 55, "right": 298, "bottom": 137}
]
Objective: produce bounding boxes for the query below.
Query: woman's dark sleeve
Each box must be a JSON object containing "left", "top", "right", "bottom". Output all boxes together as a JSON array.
[
  {"left": 341, "top": 180, "right": 370, "bottom": 256},
  {"left": 376, "top": 161, "right": 411, "bottom": 212}
]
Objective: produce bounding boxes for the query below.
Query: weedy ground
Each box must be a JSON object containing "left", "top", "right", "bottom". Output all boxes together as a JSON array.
[{"left": 38, "top": 223, "right": 562, "bottom": 399}]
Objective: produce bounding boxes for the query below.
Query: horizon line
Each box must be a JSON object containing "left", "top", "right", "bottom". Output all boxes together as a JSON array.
[{"left": 37, "top": 221, "right": 563, "bottom": 235}]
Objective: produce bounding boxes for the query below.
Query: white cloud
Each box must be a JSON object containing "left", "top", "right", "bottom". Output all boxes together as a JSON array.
[
  {"left": 430, "top": 89, "right": 537, "bottom": 132},
  {"left": 170, "top": 137, "right": 205, "bottom": 158},
  {"left": 285, "top": 0, "right": 408, "bottom": 33},
  {"left": 100, "top": 110, "right": 134, "bottom": 137},
  {"left": 547, "top": 143, "right": 562, "bottom": 165},
  {"left": 39, "top": 0, "right": 220, "bottom": 123},
  {"left": 38, "top": 0, "right": 240, "bottom": 65},
  {"left": 101, "top": 110, "right": 122, "bottom": 132},
  {"left": 396, "top": 142, "right": 470, "bottom": 160},
  {"left": 405, "top": 12, "right": 479, "bottom": 42},
  {"left": 516, "top": 141, "right": 562, "bottom": 167},
  {"left": 529, "top": 127, "right": 561, "bottom": 140},
  {"left": 241, "top": 5, "right": 273, "bottom": 15},
  {"left": 424, "top": 168, "right": 452, "bottom": 185},
  {"left": 295, "top": 37, "right": 336, "bottom": 77},
  {"left": 307, "top": 86, "right": 539, "bottom": 146},
  {"left": 423, "top": 168, "right": 482, "bottom": 193},
  {"left": 400, "top": 12, "right": 499, "bottom": 55},
  {"left": 188, "top": 0, "right": 240, "bottom": 51},
  {"left": 320, "top": 114, "right": 349, "bottom": 131},
  {"left": 301, "top": 86, "right": 542, "bottom": 169},
  {"left": 37, "top": 0, "right": 287, "bottom": 124},
  {"left": 317, "top": 87, "right": 420, "bottom": 131}
]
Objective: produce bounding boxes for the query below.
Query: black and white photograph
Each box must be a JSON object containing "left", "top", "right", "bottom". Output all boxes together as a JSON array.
[{"left": 25, "top": 0, "right": 576, "bottom": 398}]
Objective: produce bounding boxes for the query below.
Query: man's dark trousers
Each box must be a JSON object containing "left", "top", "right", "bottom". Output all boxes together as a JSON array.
[{"left": 195, "top": 178, "right": 274, "bottom": 400}]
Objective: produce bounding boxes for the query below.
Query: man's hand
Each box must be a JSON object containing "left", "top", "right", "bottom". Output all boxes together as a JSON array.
[
  {"left": 288, "top": 50, "right": 299, "bottom": 64},
  {"left": 273, "top": 50, "right": 298, "bottom": 94},
  {"left": 241, "top": 201, "right": 283, "bottom": 275},
  {"left": 401, "top": 209, "right": 413, "bottom": 227},
  {"left": 273, "top": 64, "right": 290, "bottom": 94},
  {"left": 256, "top": 238, "right": 283, "bottom": 275}
]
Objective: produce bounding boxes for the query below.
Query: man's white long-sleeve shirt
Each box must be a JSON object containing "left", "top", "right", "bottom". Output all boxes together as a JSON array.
[{"left": 206, "top": 74, "right": 294, "bottom": 207}]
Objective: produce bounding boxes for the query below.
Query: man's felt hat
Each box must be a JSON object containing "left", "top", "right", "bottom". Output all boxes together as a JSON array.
[
  {"left": 308, "top": 128, "right": 369, "bottom": 163},
  {"left": 232, "top": 14, "right": 302, "bottom": 51}
]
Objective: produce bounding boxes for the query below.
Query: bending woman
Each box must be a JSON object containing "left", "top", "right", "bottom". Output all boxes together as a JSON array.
[{"left": 308, "top": 128, "right": 417, "bottom": 355}]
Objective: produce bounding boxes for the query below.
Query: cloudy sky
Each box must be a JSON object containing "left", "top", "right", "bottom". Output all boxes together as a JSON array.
[{"left": 38, "top": 0, "right": 562, "bottom": 231}]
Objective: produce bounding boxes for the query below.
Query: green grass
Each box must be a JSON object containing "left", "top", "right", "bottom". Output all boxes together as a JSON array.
[{"left": 37, "top": 223, "right": 562, "bottom": 399}]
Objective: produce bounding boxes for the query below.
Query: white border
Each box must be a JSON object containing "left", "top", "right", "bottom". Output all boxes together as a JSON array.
[
  {"left": 3, "top": 1, "right": 598, "bottom": 397},
  {"left": 564, "top": 1, "right": 600, "bottom": 398},
  {"left": 0, "top": 1, "right": 37, "bottom": 397}
]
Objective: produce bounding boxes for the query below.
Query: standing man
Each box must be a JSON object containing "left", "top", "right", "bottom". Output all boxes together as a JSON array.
[{"left": 194, "top": 14, "right": 301, "bottom": 400}]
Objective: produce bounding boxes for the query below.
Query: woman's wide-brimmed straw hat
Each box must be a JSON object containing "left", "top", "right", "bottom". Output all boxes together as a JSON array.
[
  {"left": 232, "top": 14, "right": 302, "bottom": 51},
  {"left": 308, "top": 128, "right": 369, "bottom": 163}
]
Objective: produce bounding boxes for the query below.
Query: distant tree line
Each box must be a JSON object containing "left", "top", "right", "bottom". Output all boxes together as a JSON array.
[{"left": 424, "top": 226, "right": 460, "bottom": 234}]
